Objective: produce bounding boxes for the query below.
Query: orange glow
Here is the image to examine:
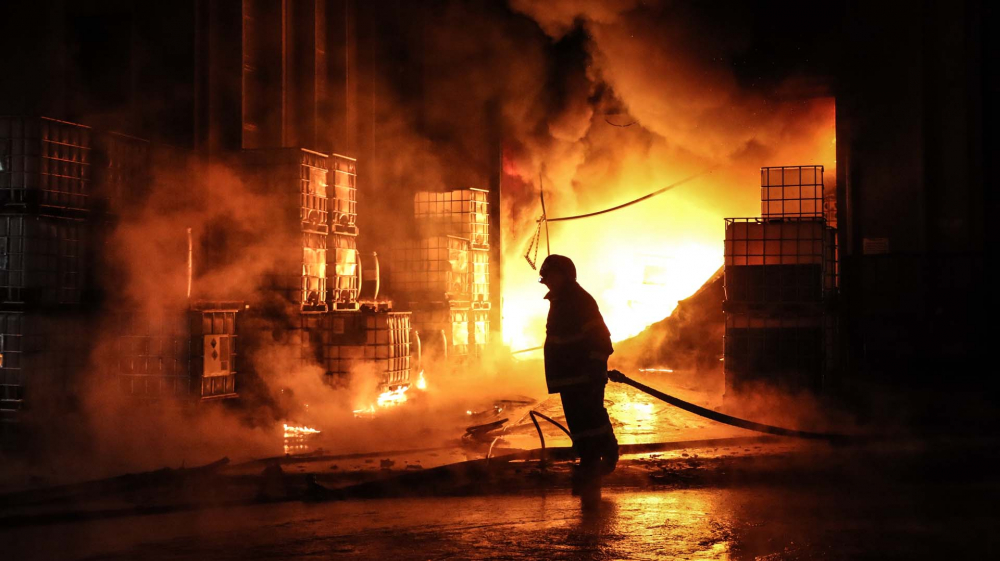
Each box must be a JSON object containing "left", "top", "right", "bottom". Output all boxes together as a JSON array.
[
  {"left": 377, "top": 386, "right": 409, "bottom": 407},
  {"left": 502, "top": 98, "right": 836, "bottom": 354},
  {"left": 352, "top": 385, "right": 412, "bottom": 417},
  {"left": 282, "top": 424, "right": 321, "bottom": 438}
]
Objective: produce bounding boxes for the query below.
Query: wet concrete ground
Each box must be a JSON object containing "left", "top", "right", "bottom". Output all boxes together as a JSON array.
[
  {"left": 6, "top": 470, "right": 997, "bottom": 560},
  {"left": 3, "top": 370, "right": 998, "bottom": 558}
]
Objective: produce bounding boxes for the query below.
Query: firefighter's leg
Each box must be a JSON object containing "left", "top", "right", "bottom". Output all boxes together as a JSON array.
[
  {"left": 561, "top": 385, "right": 614, "bottom": 496},
  {"left": 565, "top": 383, "right": 619, "bottom": 476}
]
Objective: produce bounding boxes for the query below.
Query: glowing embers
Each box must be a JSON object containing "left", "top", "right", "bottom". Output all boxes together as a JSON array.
[
  {"left": 377, "top": 386, "right": 409, "bottom": 407},
  {"left": 352, "top": 375, "right": 427, "bottom": 418},
  {"left": 352, "top": 385, "right": 408, "bottom": 417}
]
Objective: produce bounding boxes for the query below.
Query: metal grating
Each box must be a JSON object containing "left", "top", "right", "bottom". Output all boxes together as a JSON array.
[
  {"left": 385, "top": 236, "right": 470, "bottom": 301},
  {"left": 92, "top": 131, "right": 151, "bottom": 213},
  {"left": 115, "top": 309, "right": 238, "bottom": 400},
  {"left": 330, "top": 154, "right": 358, "bottom": 234},
  {"left": 414, "top": 189, "right": 489, "bottom": 248},
  {"left": 1, "top": 215, "right": 86, "bottom": 306},
  {"left": 0, "top": 312, "right": 89, "bottom": 417},
  {"left": 329, "top": 233, "right": 360, "bottom": 305},
  {"left": 724, "top": 218, "right": 837, "bottom": 305},
  {"left": 760, "top": 165, "right": 824, "bottom": 219},
  {"left": 241, "top": 148, "right": 331, "bottom": 235},
  {"left": 0, "top": 116, "right": 92, "bottom": 212},
  {"left": 322, "top": 311, "right": 411, "bottom": 391},
  {"left": 724, "top": 311, "right": 836, "bottom": 394}
]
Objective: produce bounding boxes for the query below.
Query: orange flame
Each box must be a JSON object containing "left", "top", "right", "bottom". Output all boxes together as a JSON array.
[{"left": 283, "top": 424, "right": 321, "bottom": 439}]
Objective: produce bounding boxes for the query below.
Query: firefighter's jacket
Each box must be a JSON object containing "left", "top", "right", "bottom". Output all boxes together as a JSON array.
[{"left": 543, "top": 282, "right": 614, "bottom": 394}]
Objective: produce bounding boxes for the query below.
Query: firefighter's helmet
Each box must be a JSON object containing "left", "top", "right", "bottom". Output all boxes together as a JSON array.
[{"left": 539, "top": 254, "right": 576, "bottom": 281}]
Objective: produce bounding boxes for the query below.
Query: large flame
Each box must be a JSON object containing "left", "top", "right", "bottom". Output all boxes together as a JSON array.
[{"left": 502, "top": 100, "right": 836, "bottom": 353}]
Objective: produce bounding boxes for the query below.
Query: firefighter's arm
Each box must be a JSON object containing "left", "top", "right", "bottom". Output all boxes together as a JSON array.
[{"left": 582, "top": 318, "right": 614, "bottom": 360}]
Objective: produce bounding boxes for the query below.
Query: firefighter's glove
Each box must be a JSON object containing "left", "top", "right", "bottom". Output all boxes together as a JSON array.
[{"left": 607, "top": 369, "right": 627, "bottom": 383}]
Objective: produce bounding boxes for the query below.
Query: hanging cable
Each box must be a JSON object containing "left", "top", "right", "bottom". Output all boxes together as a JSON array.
[
  {"left": 539, "top": 170, "right": 551, "bottom": 256},
  {"left": 524, "top": 217, "right": 544, "bottom": 270},
  {"left": 546, "top": 169, "right": 713, "bottom": 223}
]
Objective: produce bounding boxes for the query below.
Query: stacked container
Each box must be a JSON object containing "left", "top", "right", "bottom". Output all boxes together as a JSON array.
[
  {"left": 413, "top": 189, "right": 489, "bottom": 248},
  {"left": 723, "top": 165, "right": 838, "bottom": 395},
  {"left": 113, "top": 305, "right": 240, "bottom": 400},
  {"left": 0, "top": 312, "right": 90, "bottom": 429},
  {"left": 87, "top": 137, "right": 247, "bottom": 403},
  {"left": 92, "top": 132, "right": 152, "bottom": 214},
  {"left": 1, "top": 117, "right": 92, "bottom": 213},
  {"left": 240, "top": 149, "right": 409, "bottom": 392},
  {"left": 392, "top": 188, "right": 492, "bottom": 361},
  {"left": 321, "top": 311, "right": 411, "bottom": 392},
  {"left": 241, "top": 148, "right": 335, "bottom": 312},
  {"left": 1, "top": 117, "right": 95, "bottom": 430},
  {"left": 327, "top": 154, "right": 361, "bottom": 310},
  {"left": 385, "top": 236, "right": 471, "bottom": 303}
]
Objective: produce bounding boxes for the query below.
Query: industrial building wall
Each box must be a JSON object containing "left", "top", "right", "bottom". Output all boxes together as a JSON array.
[
  {"left": 0, "top": 1, "right": 197, "bottom": 146},
  {"left": 836, "top": 0, "right": 990, "bottom": 390}
]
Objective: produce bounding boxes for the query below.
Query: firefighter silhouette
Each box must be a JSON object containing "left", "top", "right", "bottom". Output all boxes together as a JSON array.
[{"left": 539, "top": 255, "right": 619, "bottom": 503}]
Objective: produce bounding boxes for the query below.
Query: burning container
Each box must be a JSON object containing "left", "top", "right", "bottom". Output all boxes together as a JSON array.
[
  {"left": 0, "top": 116, "right": 92, "bottom": 214},
  {"left": 257, "top": 231, "right": 328, "bottom": 311},
  {"left": 114, "top": 305, "right": 240, "bottom": 400},
  {"left": 240, "top": 148, "right": 331, "bottom": 235},
  {"left": 329, "top": 154, "right": 358, "bottom": 236},
  {"left": 410, "top": 304, "right": 470, "bottom": 361},
  {"left": 469, "top": 308, "right": 490, "bottom": 358},
  {"left": 316, "top": 310, "right": 411, "bottom": 392},
  {"left": 470, "top": 248, "right": 490, "bottom": 306},
  {"left": 237, "top": 148, "right": 337, "bottom": 311},
  {"left": 1, "top": 214, "right": 86, "bottom": 307},
  {"left": 414, "top": 189, "right": 489, "bottom": 248},
  {"left": 384, "top": 235, "right": 471, "bottom": 304},
  {"left": 328, "top": 233, "right": 360, "bottom": 310},
  {"left": 359, "top": 251, "right": 380, "bottom": 301}
]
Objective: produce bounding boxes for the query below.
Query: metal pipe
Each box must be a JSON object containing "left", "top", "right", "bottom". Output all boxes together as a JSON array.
[{"left": 187, "top": 227, "right": 193, "bottom": 299}]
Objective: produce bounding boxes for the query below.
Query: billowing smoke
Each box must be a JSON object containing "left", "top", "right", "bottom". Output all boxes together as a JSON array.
[
  {"left": 5, "top": 0, "right": 839, "bottom": 484},
  {"left": 361, "top": 0, "right": 834, "bottom": 351}
]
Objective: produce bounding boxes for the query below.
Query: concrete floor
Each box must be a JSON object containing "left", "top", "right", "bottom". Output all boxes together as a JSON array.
[
  {"left": 2, "top": 370, "right": 998, "bottom": 559},
  {"left": 5, "top": 476, "right": 996, "bottom": 560}
]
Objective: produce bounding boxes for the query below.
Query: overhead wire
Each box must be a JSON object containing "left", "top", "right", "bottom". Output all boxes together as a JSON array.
[{"left": 545, "top": 169, "right": 713, "bottom": 223}]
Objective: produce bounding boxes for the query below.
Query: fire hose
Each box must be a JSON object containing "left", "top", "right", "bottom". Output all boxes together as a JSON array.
[
  {"left": 486, "top": 369, "right": 845, "bottom": 466},
  {"left": 608, "top": 369, "right": 847, "bottom": 442}
]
